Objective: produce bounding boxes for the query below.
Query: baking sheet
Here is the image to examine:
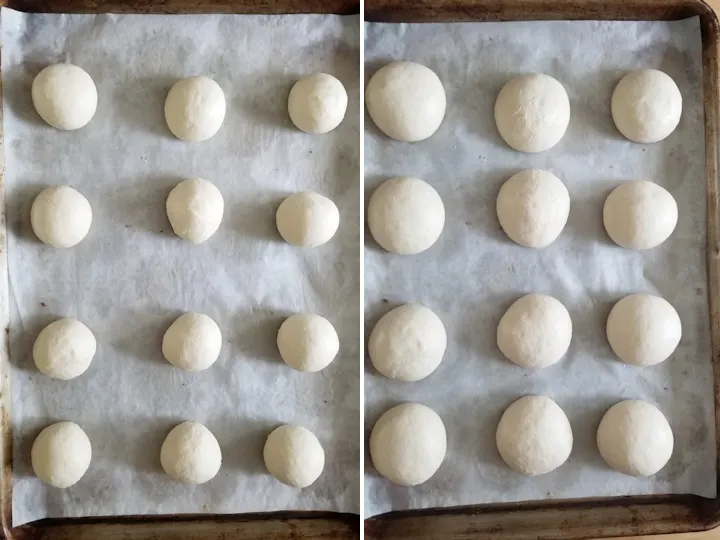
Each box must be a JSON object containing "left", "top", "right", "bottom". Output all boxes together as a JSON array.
[
  {"left": 363, "top": 17, "right": 715, "bottom": 516},
  {"left": 1, "top": 8, "right": 360, "bottom": 526}
]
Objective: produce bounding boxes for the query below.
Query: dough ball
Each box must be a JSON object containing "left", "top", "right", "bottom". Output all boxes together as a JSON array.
[
  {"left": 32, "top": 64, "right": 97, "bottom": 130},
  {"left": 263, "top": 424, "right": 325, "bottom": 487},
  {"left": 33, "top": 318, "right": 96, "bottom": 380},
  {"left": 31, "top": 186, "right": 92, "bottom": 248},
  {"left": 162, "top": 312, "right": 222, "bottom": 372},
  {"left": 496, "top": 395, "right": 573, "bottom": 476},
  {"left": 497, "top": 169, "right": 570, "bottom": 248},
  {"left": 32, "top": 421, "right": 91, "bottom": 488},
  {"left": 368, "top": 177, "right": 444, "bottom": 255},
  {"left": 370, "top": 403, "right": 446, "bottom": 486},
  {"left": 597, "top": 400, "right": 673, "bottom": 476},
  {"left": 160, "top": 421, "right": 222, "bottom": 484},
  {"left": 606, "top": 293, "right": 681, "bottom": 367},
  {"left": 276, "top": 191, "right": 339, "bottom": 248},
  {"left": 368, "top": 304, "right": 447, "bottom": 382},
  {"left": 497, "top": 293, "right": 572, "bottom": 369},
  {"left": 288, "top": 73, "right": 348, "bottom": 134},
  {"left": 494, "top": 73, "right": 570, "bottom": 153},
  {"left": 603, "top": 180, "right": 678, "bottom": 250},
  {"left": 611, "top": 69, "right": 682, "bottom": 143},
  {"left": 365, "top": 61, "right": 446, "bottom": 142},
  {"left": 166, "top": 178, "right": 224, "bottom": 244},
  {"left": 277, "top": 313, "right": 339, "bottom": 372},
  {"left": 164, "top": 76, "right": 226, "bottom": 142}
]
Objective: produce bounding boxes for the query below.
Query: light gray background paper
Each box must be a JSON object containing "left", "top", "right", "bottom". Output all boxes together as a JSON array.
[
  {"left": 1, "top": 8, "right": 360, "bottom": 526},
  {"left": 364, "top": 18, "right": 715, "bottom": 516}
]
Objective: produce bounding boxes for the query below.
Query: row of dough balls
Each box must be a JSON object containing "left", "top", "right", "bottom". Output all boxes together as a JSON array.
[
  {"left": 370, "top": 398, "right": 674, "bottom": 486},
  {"left": 366, "top": 61, "right": 682, "bottom": 148}
]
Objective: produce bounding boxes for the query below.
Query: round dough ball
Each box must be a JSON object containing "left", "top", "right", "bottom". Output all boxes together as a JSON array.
[
  {"left": 288, "top": 73, "right": 348, "bottom": 134},
  {"left": 497, "top": 293, "right": 572, "bottom": 369},
  {"left": 277, "top": 313, "right": 339, "bottom": 372},
  {"left": 32, "top": 421, "right": 91, "bottom": 488},
  {"left": 370, "top": 403, "right": 446, "bottom": 486},
  {"left": 160, "top": 421, "right": 222, "bottom": 484},
  {"left": 276, "top": 191, "right": 339, "bottom": 248},
  {"left": 31, "top": 186, "right": 92, "bottom": 248},
  {"left": 496, "top": 395, "right": 573, "bottom": 476},
  {"left": 162, "top": 312, "right": 222, "bottom": 372},
  {"left": 603, "top": 180, "right": 678, "bottom": 250},
  {"left": 32, "top": 64, "right": 97, "bottom": 130},
  {"left": 33, "top": 318, "right": 96, "bottom": 380},
  {"left": 166, "top": 178, "right": 224, "bottom": 244},
  {"left": 164, "top": 76, "right": 226, "bottom": 142},
  {"left": 611, "top": 69, "right": 682, "bottom": 143},
  {"left": 263, "top": 424, "right": 325, "bottom": 487},
  {"left": 365, "top": 61, "right": 446, "bottom": 142},
  {"left": 494, "top": 73, "right": 570, "bottom": 153},
  {"left": 368, "top": 177, "right": 445, "bottom": 255},
  {"left": 497, "top": 169, "right": 570, "bottom": 248},
  {"left": 597, "top": 400, "right": 673, "bottom": 476},
  {"left": 368, "top": 304, "right": 447, "bottom": 382}
]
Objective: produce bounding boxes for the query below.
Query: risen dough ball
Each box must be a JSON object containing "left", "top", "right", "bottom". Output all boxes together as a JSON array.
[
  {"left": 597, "top": 400, "right": 673, "bottom": 476},
  {"left": 166, "top": 178, "right": 224, "bottom": 244},
  {"left": 263, "top": 424, "right": 325, "bottom": 487},
  {"left": 31, "top": 186, "right": 92, "bottom": 248},
  {"left": 288, "top": 73, "right": 348, "bottom": 134},
  {"left": 276, "top": 191, "right": 339, "bottom": 248},
  {"left": 370, "top": 403, "right": 446, "bottom": 486},
  {"left": 277, "top": 313, "right": 339, "bottom": 372},
  {"left": 32, "top": 64, "right": 97, "bottom": 130},
  {"left": 365, "top": 61, "right": 446, "bottom": 142},
  {"left": 161, "top": 422, "right": 222, "bottom": 484},
  {"left": 368, "top": 304, "right": 447, "bottom": 382},
  {"left": 603, "top": 180, "right": 678, "bottom": 250},
  {"left": 495, "top": 73, "right": 570, "bottom": 153},
  {"left": 33, "top": 318, "right": 96, "bottom": 380},
  {"left": 32, "top": 421, "right": 91, "bottom": 488},
  {"left": 164, "top": 76, "right": 226, "bottom": 142},
  {"left": 162, "top": 312, "right": 222, "bottom": 372}
]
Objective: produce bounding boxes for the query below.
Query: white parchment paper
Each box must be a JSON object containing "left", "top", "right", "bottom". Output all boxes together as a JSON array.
[
  {"left": 364, "top": 18, "right": 715, "bottom": 516},
  {"left": 1, "top": 8, "right": 360, "bottom": 526}
]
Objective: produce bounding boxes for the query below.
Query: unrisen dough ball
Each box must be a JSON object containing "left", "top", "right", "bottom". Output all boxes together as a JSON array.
[
  {"left": 264, "top": 424, "right": 325, "bottom": 487},
  {"left": 496, "top": 395, "right": 573, "bottom": 476},
  {"left": 368, "top": 304, "right": 447, "bottom": 382},
  {"left": 277, "top": 313, "right": 339, "bottom": 372},
  {"left": 162, "top": 312, "right": 222, "bottom": 372},
  {"left": 166, "top": 178, "right": 224, "bottom": 244},
  {"left": 597, "top": 400, "right": 673, "bottom": 476},
  {"left": 611, "top": 69, "right": 682, "bottom": 143},
  {"left": 370, "top": 403, "right": 446, "bottom": 486},
  {"left": 33, "top": 318, "right": 96, "bottom": 380},
  {"left": 32, "top": 421, "right": 91, "bottom": 488},
  {"left": 31, "top": 186, "right": 92, "bottom": 248},
  {"left": 32, "top": 64, "right": 97, "bottom": 130},
  {"left": 603, "top": 181, "right": 678, "bottom": 250},
  {"left": 495, "top": 73, "right": 570, "bottom": 153},
  {"left": 165, "top": 76, "right": 226, "bottom": 142},
  {"left": 276, "top": 191, "right": 339, "bottom": 248},
  {"left": 288, "top": 73, "right": 348, "bottom": 134},
  {"left": 161, "top": 422, "right": 222, "bottom": 484},
  {"left": 368, "top": 177, "right": 444, "bottom": 255},
  {"left": 365, "top": 61, "right": 446, "bottom": 142}
]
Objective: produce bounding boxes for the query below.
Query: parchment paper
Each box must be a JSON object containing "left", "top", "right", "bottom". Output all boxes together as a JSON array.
[
  {"left": 364, "top": 17, "right": 715, "bottom": 516},
  {"left": 1, "top": 8, "right": 360, "bottom": 526}
]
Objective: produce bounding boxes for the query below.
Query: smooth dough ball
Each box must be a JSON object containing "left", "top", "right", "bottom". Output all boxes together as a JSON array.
[
  {"left": 370, "top": 403, "right": 446, "bottom": 486},
  {"left": 603, "top": 180, "right": 678, "bottom": 250},
  {"left": 161, "top": 422, "right": 222, "bottom": 484},
  {"left": 166, "top": 178, "right": 224, "bottom": 244},
  {"left": 276, "top": 191, "right": 339, "bottom": 248},
  {"left": 263, "top": 424, "right": 325, "bottom": 487},
  {"left": 33, "top": 318, "right": 96, "bottom": 380},
  {"left": 497, "top": 293, "right": 572, "bottom": 369},
  {"left": 32, "top": 64, "right": 97, "bottom": 130},
  {"left": 495, "top": 73, "right": 570, "bottom": 153},
  {"left": 164, "top": 76, "right": 226, "bottom": 142},
  {"left": 496, "top": 395, "right": 573, "bottom": 476},
  {"left": 31, "top": 186, "right": 92, "bottom": 248},
  {"left": 365, "top": 61, "right": 446, "bottom": 142},
  {"left": 497, "top": 169, "right": 570, "bottom": 248},
  {"left": 597, "top": 400, "right": 673, "bottom": 476},
  {"left": 288, "top": 73, "right": 348, "bottom": 134},
  {"left": 277, "top": 313, "right": 339, "bottom": 372},
  {"left": 611, "top": 69, "right": 682, "bottom": 143},
  {"left": 162, "top": 312, "right": 222, "bottom": 372},
  {"left": 368, "top": 304, "right": 447, "bottom": 382},
  {"left": 32, "top": 421, "right": 91, "bottom": 488},
  {"left": 368, "top": 177, "right": 444, "bottom": 255}
]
